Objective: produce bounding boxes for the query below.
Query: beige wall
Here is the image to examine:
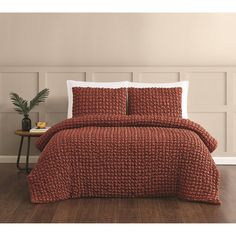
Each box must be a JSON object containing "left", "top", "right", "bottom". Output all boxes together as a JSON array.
[
  {"left": 0, "top": 13, "right": 236, "bottom": 66},
  {"left": 0, "top": 13, "right": 235, "bottom": 160}
]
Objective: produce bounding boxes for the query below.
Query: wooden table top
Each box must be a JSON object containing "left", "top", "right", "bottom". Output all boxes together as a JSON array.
[{"left": 15, "top": 130, "right": 45, "bottom": 137}]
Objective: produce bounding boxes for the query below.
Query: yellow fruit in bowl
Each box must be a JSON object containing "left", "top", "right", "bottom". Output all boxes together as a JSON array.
[{"left": 36, "top": 122, "right": 47, "bottom": 129}]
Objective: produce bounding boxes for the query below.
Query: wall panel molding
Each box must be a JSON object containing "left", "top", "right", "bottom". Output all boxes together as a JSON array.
[{"left": 1, "top": 66, "right": 236, "bottom": 157}]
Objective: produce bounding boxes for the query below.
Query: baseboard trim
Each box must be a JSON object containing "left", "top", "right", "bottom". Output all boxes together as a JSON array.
[
  {"left": 0, "top": 155, "right": 236, "bottom": 165},
  {"left": 213, "top": 157, "right": 236, "bottom": 165}
]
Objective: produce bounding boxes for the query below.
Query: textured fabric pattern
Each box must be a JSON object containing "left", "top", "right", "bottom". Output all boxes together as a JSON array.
[
  {"left": 72, "top": 87, "right": 127, "bottom": 116},
  {"left": 128, "top": 87, "right": 182, "bottom": 117},
  {"left": 28, "top": 115, "right": 220, "bottom": 204}
]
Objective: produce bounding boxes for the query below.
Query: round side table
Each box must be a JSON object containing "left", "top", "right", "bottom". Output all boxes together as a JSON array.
[{"left": 15, "top": 130, "right": 43, "bottom": 173}]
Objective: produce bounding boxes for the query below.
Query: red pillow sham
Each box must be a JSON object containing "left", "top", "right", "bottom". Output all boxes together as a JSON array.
[
  {"left": 72, "top": 87, "right": 127, "bottom": 116},
  {"left": 128, "top": 87, "right": 182, "bottom": 117}
]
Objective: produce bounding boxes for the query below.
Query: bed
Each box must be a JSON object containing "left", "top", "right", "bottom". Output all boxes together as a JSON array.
[{"left": 28, "top": 80, "right": 220, "bottom": 204}]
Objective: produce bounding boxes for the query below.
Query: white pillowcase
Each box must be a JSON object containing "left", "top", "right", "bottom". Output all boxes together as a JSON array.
[
  {"left": 128, "top": 81, "right": 189, "bottom": 119},
  {"left": 67, "top": 80, "right": 129, "bottom": 118}
]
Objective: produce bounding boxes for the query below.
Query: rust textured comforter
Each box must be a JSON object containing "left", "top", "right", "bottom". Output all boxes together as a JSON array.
[{"left": 28, "top": 115, "right": 220, "bottom": 204}]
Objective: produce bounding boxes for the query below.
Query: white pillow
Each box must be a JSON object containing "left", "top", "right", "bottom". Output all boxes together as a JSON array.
[
  {"left": 128, "top": 81, "right": 189, "bottom": 119},
  {"left": 67, "top": 80, "right": 129, "bottom": 118}
]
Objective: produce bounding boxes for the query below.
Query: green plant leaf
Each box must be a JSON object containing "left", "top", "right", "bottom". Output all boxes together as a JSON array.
[
  {"left": 9, "top": 92, "right": 29, "bottom": 116},
  {"left": 29, "top": 88, "right": 50, "bottom": 111},
  {"left": 10, "top": 88, "right": 49, "bottom": 116}
]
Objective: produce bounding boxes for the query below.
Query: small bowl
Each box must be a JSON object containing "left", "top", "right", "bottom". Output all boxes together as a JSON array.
[{"left": 35, "top": 122, "right": 47, "bottom": 129}]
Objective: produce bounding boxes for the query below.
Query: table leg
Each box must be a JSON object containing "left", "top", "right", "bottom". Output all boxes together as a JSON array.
[
  {"left": 26, "top": 137, "right": 31, "bottom": 173},
  {"left": 16, "top": 136, "right": 24, "bottom": 170}
]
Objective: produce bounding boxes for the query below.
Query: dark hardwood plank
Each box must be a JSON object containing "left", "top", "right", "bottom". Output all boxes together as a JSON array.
[
  {"left": 51, "top": 199, "right": 80, "bottom": 223},
  {"left": 176, "top": 201, "right": 208, "bottom": 223},
  {"left": 138, "top": 198, "right": 162, "bottom": 223},
  {"left": 5, "top": 178, "right": 37, "bottom": 223},
  {"left": 200, "top": 166, "right": 236, "bottom": 223},
  {"left": 96, "top": 198, "right": 119, "bottom": 223},
  {"left": 0, "top": 171, "right": 27, "bottom": 222},
  {"left": 74, "top": 198, "right": 100, "bottom": 223},
  {"left": 0, "top": 164, "right": 236, "bottom": 223},
  {"left": 117, "top": 198, "right": 142, "bottom": 223},
  {"left": 29, "top": 202, "right": 59, "bottom": 223},
  {"left": 154, "top": 198, "right": 182, "bottom": 223}
]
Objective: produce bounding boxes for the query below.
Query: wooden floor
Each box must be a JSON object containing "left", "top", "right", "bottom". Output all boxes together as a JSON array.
[{"left": 0, "top": 164, "right": 236, "bottom": 223}]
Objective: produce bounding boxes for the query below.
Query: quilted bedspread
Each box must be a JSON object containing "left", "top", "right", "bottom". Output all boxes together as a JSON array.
[{"left": 28, "top": 115, "right": 220, "bottom": 204}]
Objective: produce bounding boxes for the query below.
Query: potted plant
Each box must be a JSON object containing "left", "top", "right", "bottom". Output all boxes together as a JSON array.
[{"left": 10, "top": 88, "right": 50, "bottom": 131}]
